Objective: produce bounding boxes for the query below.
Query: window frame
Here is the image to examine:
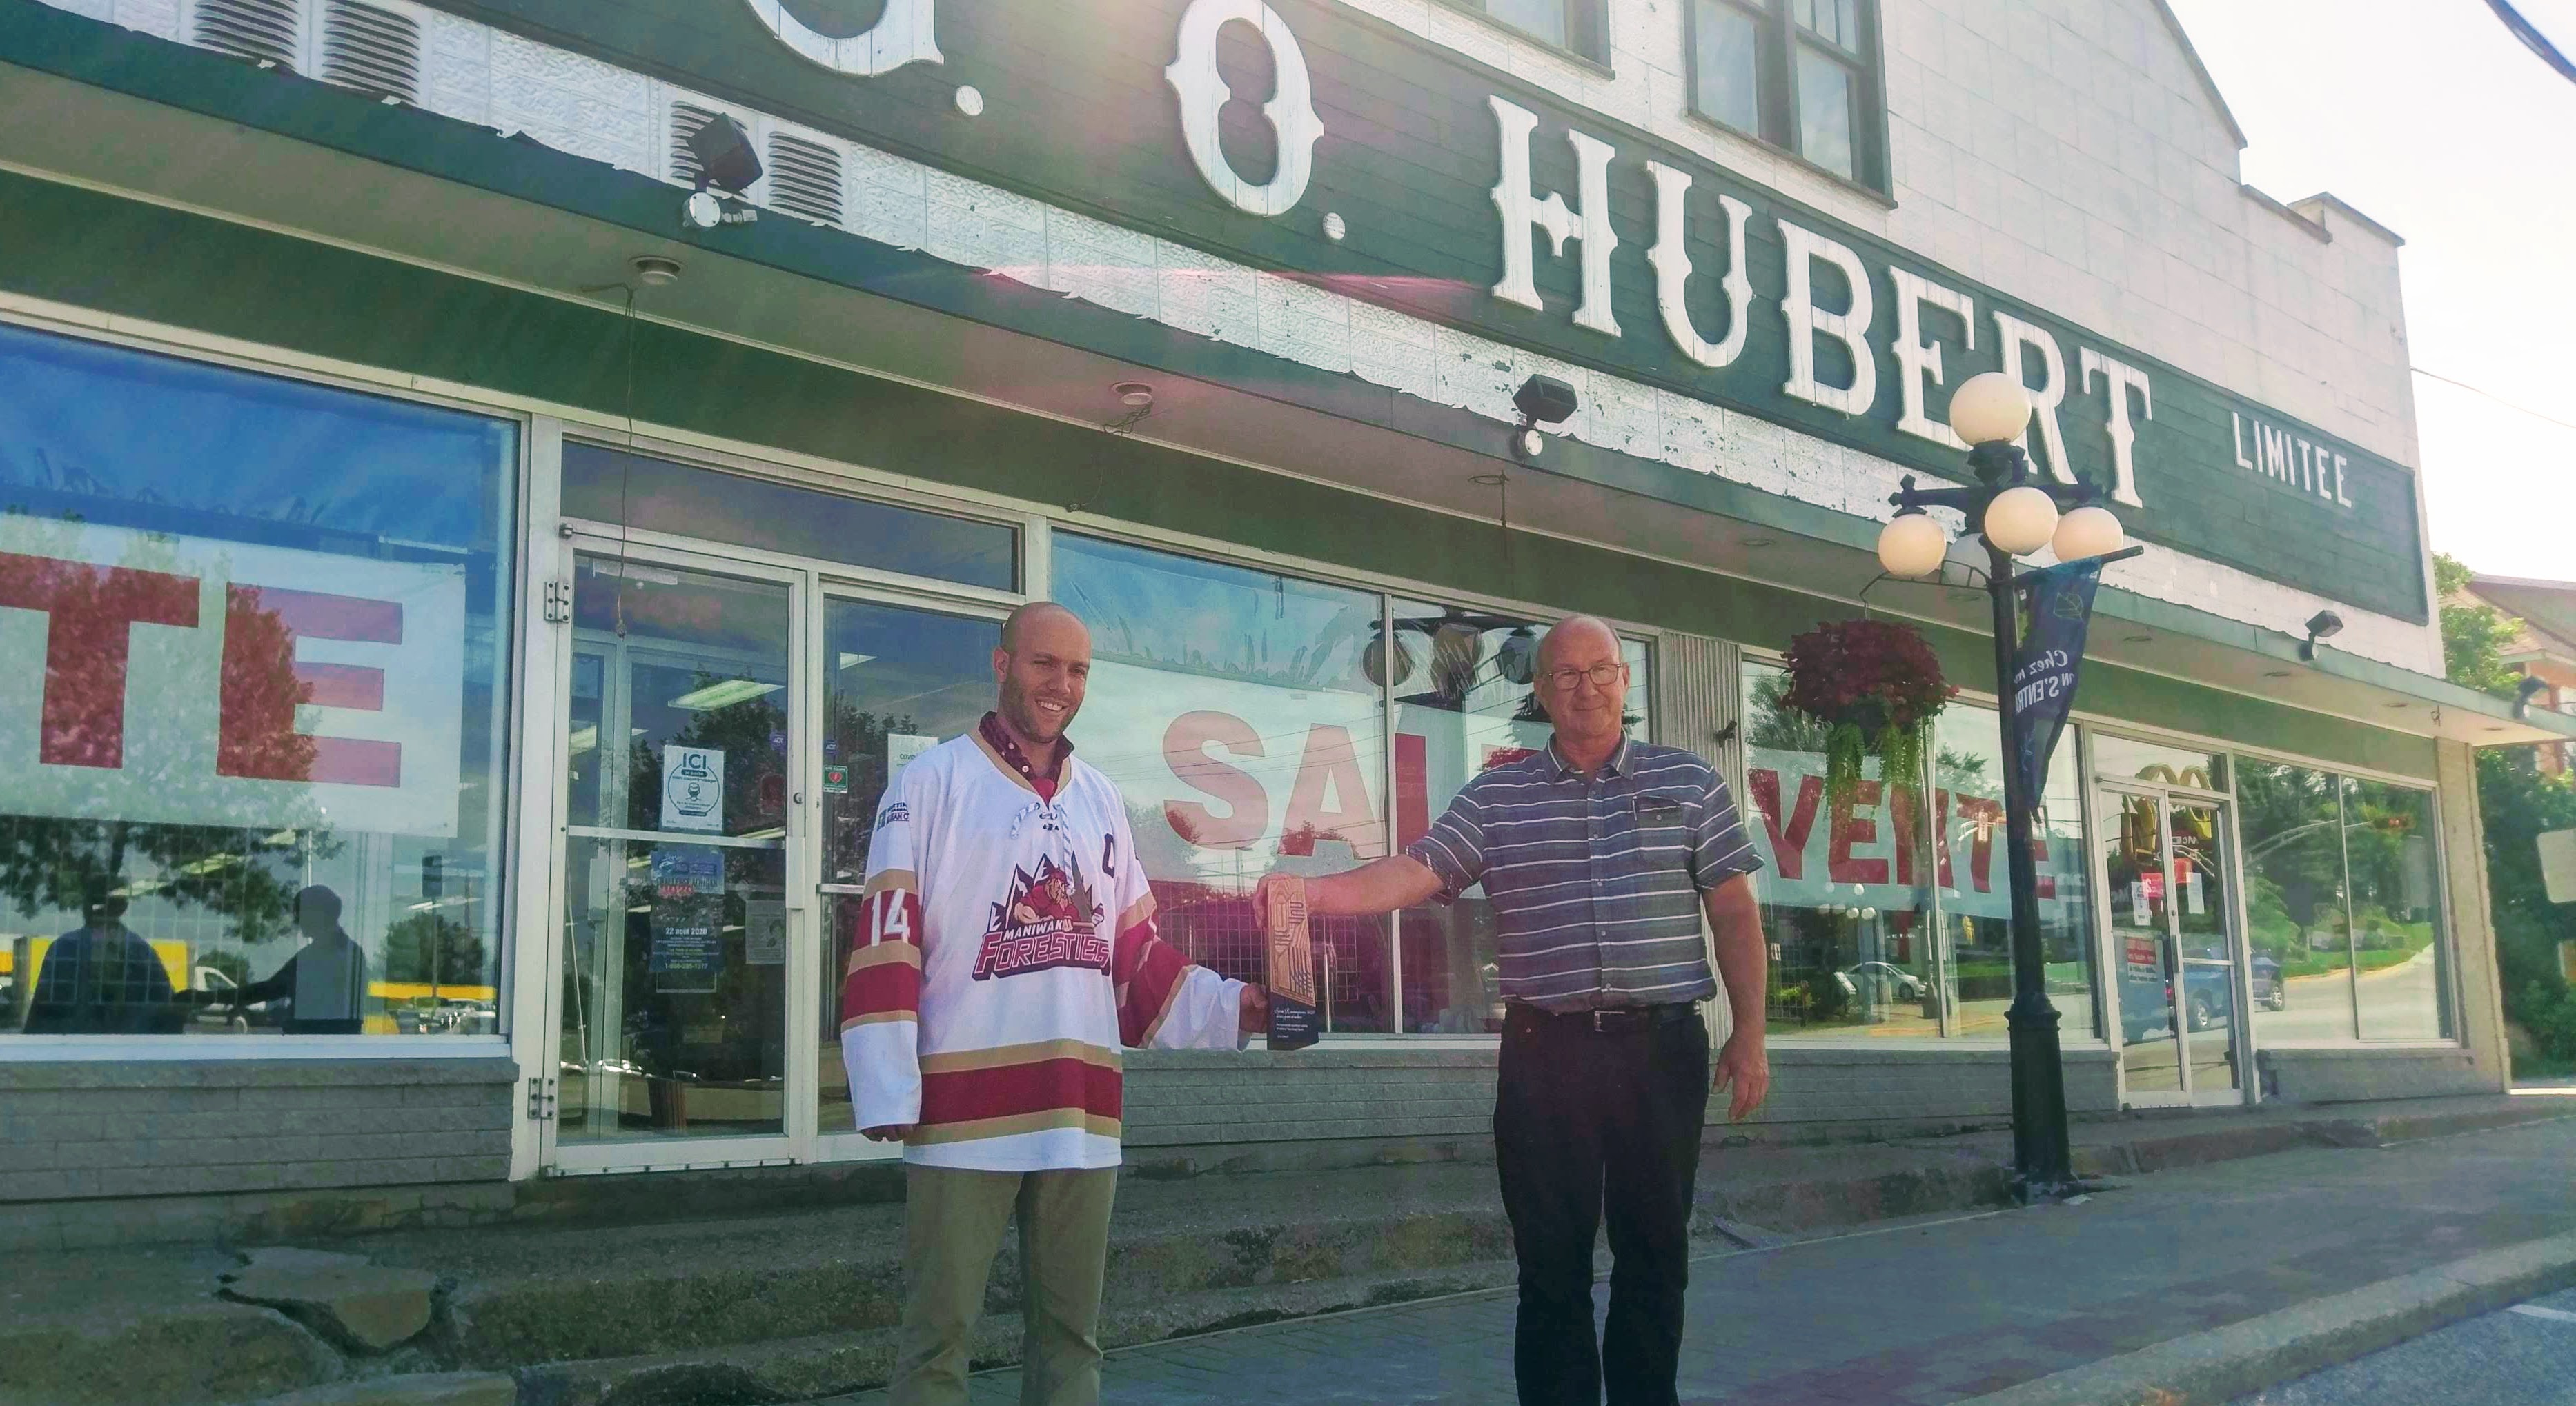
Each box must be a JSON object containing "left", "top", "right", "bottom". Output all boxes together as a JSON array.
[
  {"left": 1433, "top": 0, "right": 1614, "bottom": 69},
  {"left": 1684, "top": 0, "right": 1893, "bottom": 196},
  {"left": 0, "top": 308, "right": 531, "bottom": 1060}
]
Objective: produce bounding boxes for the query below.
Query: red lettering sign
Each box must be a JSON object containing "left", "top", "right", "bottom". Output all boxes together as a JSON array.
[
  {"left": 1162, "top": 710, "right": 1266, "bottom": 849},
  {"left": 1747, "top": 767, "right": 1824, "bottom": 881},
  {"left": 0, "top": 552, "right": 199, "bottom": 769},
  {"left": 218, "top": 584, "right": 404, "bottom": 786}
]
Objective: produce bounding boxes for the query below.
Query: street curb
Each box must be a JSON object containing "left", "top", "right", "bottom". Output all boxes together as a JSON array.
[{"left": 1959, "top": 1230, "right": 2576, "bottom": 1406}]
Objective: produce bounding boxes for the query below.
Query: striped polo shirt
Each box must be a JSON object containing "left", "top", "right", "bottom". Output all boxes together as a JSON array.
[{"left": 1404, "top": 737, "right": 1762, "bottom": 1013}]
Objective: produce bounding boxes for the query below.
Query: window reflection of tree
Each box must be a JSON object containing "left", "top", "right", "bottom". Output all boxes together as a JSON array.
[{"left": 1, "top": 525, "right": 329, "bottom": 1035}]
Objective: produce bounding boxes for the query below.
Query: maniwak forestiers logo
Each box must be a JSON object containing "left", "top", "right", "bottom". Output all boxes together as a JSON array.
[{"left": 974, "top": 853, "right": 1112, "bottom": 980}]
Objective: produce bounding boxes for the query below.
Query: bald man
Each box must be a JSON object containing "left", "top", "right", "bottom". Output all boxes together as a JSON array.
[
  {"left": 1255, "top": 615, "right": 1769, "bottom": 1406},
  {"left": 842, "top": 602, "right": 1270, "bottom": 1405}
]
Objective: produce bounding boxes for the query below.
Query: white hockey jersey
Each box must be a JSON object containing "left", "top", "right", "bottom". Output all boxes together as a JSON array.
[{"left": 838, "top": 722, "right": 1245, "bottom": 1171}]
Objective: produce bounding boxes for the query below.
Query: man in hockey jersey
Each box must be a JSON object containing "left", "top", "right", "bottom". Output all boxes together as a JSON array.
[{"left": 841, "top": 601, "right": 1268, "bottom": 1405}]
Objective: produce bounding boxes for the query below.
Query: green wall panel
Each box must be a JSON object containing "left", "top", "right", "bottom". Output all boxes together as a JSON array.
[{"left": 391, "top": 0, "right": 2429, "bottom": 623}]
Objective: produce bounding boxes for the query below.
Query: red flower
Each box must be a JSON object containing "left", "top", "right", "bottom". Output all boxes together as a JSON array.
[{"left": 1780, "top": 619, "right": 1955, "bottom": 731}]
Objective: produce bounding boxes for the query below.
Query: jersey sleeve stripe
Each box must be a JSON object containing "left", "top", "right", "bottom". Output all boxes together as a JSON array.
[
  {"left": 845, "top": 942, "right": 923, "bottom": 976},
  {"left": 862, "top": 868, "right": 918, "bottom": 898}
]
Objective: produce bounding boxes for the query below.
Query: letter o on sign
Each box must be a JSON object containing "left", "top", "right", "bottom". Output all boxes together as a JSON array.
[
  {"left": 743, "top": 0, "right": 941, "bottom": 77},
  {"left": 1165, "top": 0, "right": 1325, "bottom": 218}
]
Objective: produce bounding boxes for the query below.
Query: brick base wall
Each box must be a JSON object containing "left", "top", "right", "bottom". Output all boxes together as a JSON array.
[
  {"left": 0, "top": 1056, "right": 518, "bottom": 1251},
  {"left": 2257, "top": 1046, "right": 2499, "bottom": 1104}
]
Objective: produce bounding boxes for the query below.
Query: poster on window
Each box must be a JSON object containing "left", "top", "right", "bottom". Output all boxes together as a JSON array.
[
  {"left": 0, "top": 517, "right": 468, "bottom": 837},
  {"left": 1742, "top": 746, "right": 2085, "bottom": 924}
]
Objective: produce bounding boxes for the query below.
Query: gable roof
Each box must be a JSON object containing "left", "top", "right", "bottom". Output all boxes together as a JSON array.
[
  {"left": 2147, "top": 0, "right": 2251, "bottom": 151},
  {"left": 2470, "top": 574, "right": 2576, "bottom": 657}
]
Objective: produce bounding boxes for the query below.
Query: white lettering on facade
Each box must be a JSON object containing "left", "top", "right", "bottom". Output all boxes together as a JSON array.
[
  {"left": 742, "top": 0, "right": 941, "bottom": 77},
  {"left": 2228, "top": 411, "right": 2352, "bottom": 509},
  {"left": 1166, "top": 0, "right": 1325, "bottom": 218},
  {"left": 1992, "top": 313, "right": 2073, "bottom": 484},
  {"left": 1891, "top": 268, "right": 1974, "bottom": 450},
  {"left": 1778, "top": 219, "right": 1877, "bottom": 416},
  {"left": 2079, "top": 348, "right": 2152, "bottom": 508},
  {"left": 1488, "top": 97, "right": 1620, "bottom": 335},
  {"left": 1644, "top": 161, "right": 1751, "bottom": 369}
]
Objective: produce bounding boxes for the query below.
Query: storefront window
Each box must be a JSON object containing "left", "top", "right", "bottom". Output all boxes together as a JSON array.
[
  {"left": 2093, "top": 734, "right": 2225, "bottom": 791},
  {"left": 562, "top": 443, "right": 1016, "bottom": 592},
  {"left": 2236, "top": 762, "right": 2452, "bottom": 1044},
  {"left": 1933, "top": 704, "right": 2096, "bottom": 1041},
  {"left": 0, "top": 325, "right": 517, "bottom": 1040},
  {"left": 2237, "top": 762, "right": 2356, "bottom": 1042},
  {"left": 2341, "top": 779, "right": 2450, "bottom": 1041},
  {"left": 1741, "top": 662, "right": 1938, "bottom": 1040},
  {"left": 1054, "top": 536, "right": 1395, "bottom": 1031}
]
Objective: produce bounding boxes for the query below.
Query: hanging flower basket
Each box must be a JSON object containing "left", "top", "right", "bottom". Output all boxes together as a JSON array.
[{"left": 1780, "top": 619, "right": 1956, "bottom": 802}]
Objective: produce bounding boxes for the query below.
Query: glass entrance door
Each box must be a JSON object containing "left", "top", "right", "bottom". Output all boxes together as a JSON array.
[
  {"left": 812, "top": 595, "right": 1001, "bottom": 1149},
  {"left": 551, "top": 548, "right": 802, "bottom": 1167},
  {"left": 2099, "top": 786, "right": 2245, "bottom": 1105}
]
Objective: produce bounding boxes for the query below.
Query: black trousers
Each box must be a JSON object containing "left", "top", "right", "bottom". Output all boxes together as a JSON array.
[{"left": 1495, "top": 1004, "right": 1710, "bottom": 1406}]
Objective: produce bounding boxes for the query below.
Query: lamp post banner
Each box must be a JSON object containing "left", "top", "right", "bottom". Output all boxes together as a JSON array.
[{"left": 2010, "top": 560, "right": 2105, "bottom": 802}]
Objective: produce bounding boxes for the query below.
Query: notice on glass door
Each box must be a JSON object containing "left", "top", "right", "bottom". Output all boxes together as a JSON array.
[
  {"left": 888, "top": 733, "right": 936, "bottom": 780},
  {"left": 662, "top": 746, "right": 726, "bottom": 833},
  {"left": 744, "top": 899, "right": 787, "bottom": 966}
]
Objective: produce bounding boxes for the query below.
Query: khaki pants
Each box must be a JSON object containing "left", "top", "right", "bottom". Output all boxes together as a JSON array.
[{"left": 889, "top": 1163, "right": 1119, "bottom": 1406}]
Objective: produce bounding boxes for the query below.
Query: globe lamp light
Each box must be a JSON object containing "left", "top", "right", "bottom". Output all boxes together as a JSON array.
[
  {"left": 1983, "top": 485, "right": 2060, "bottom": 555},
  {"left": 1876, "top": 512, "right": 1949, "bottom": 578},
  {"left": 2051, "top": 505, "right": 2125, "bottom": 562},
  {"left": 1948, "top": 371, "right": 2034, "bottom": 447}
]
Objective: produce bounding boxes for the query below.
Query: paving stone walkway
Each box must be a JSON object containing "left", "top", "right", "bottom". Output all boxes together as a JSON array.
[{"left": 816, "top": 1117, "right": 2576, "bottom": 1405}]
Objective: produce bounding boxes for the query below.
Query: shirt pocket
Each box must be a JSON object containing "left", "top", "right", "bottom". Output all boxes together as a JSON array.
[{"left": 1617, "top": 790, "right": 1694, "bottom": 882}]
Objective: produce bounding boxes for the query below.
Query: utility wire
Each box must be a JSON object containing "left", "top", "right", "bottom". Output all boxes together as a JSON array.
[
  {"left": 2411, "top": 366, "right": 2576, "bottom": 435},
  {"left": 2486, "top": 0, "right": 2576, "bottom": 86}
]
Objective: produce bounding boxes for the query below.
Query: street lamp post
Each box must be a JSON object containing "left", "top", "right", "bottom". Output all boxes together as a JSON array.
[{"left": 1875, "top": 373, "right": 2142, "bottom": 1203}]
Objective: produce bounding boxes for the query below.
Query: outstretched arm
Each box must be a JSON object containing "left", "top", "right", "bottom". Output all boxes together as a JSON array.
[{"left": 1256, "top": 856, "right": 1444, "bottom": 920}]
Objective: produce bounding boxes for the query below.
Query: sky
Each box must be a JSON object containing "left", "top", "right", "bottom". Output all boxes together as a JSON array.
[{"left": 2164, "top": 0, "right": 2575, "bottom": 582}]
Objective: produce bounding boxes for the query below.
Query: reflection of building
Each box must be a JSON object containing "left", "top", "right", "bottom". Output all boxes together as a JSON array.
[
  {"left": 2459, "top": 575, "right": 2576, "bottom": 775},
  {"left": 6, "top": 0, "right": 2571, "bottom": 1252}
]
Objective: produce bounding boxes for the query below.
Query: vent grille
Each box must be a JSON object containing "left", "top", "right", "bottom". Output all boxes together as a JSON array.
[
  {"left": 195, "top": 0, "right": 302, "bottom": 68},
  {"left": 766, "top": 132, "right": 843, "bottom": 225},
  {"left": 669, "top": 102, "right": 721, "bottom": 188},
  {"left": 320, "top": 0, "right": 420, "bottom": 103}
]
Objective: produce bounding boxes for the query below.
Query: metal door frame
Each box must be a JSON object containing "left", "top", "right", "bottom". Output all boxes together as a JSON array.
[
  {"left": 536, "top": 533, "right": 811, "bottom": 1175},
  {"left": 2094, "top": 780, "right": 2253, "bottom": 1109}
]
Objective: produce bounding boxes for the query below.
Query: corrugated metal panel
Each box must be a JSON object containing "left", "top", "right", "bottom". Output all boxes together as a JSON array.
[
  {"left": 1653, "top": 630, "right": 1742, "bottom": 788},
  {"left": 1653, "top": 631, "right": 1744, "bottom": 1045}
]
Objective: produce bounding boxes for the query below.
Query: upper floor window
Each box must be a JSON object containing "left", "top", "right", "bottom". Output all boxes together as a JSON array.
[
  {"left": 1689, "top": 0, "right": 1887, "bottom": 190},
  {"left": 1452, "top": 0, "right": 1610, "bottom": 63}
]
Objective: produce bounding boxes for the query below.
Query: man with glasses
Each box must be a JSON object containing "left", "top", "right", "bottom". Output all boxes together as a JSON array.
[{"left": 1255, "top": 615, "right": 1769, "bottom": 1406}]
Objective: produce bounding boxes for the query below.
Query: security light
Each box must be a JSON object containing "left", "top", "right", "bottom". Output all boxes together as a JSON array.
[
  {"left": 687, "top": 113, "right": 763, "bottom": 195},
  {"left": 2298, "top": 610, "right": 2344, "bottom": 661},
  {"left": 1512, "top": 375, "right": 1579, "bottom": 426}
]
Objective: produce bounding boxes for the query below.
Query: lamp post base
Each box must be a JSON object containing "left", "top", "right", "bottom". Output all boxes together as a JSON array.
[{"left": 2005, "top": 989, "right": 2077, "bottom": 1203}]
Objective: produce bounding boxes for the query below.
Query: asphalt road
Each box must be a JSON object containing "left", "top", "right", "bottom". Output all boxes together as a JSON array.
[
  {"left": 2232, "top": 1285, "right": 2576, "bottom": 1405},
  {"left": 2251, "top": 947, "right": 2444, "bottom": 1044}
]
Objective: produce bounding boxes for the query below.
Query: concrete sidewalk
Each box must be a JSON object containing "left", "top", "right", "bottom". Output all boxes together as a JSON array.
[
  {"left": 6, "top": 1093, "right": 2570, "bottom": 1406},
  {"left": 815, "top": 1111, "right": 2576, "bottom": 1406}
]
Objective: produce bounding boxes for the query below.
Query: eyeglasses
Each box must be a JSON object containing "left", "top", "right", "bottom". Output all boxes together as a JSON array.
[{"left": 1540, "top": 662, "right": 1626, "bottom": 691}]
